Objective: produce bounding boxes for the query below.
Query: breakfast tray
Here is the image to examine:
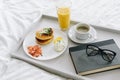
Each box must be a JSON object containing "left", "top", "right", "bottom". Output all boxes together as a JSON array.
[{"left": 11, "top": 14, "right": 120, "bottom": 80}]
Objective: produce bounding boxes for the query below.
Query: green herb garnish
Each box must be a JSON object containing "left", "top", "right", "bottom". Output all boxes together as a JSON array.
[{"left": 40, "top": 28, "right": 52, "bottom": 35}]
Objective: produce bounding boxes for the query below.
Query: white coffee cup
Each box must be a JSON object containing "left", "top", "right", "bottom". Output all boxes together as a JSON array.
[{"left": 74, "top": 23, "right": 91, "bottom": 40}]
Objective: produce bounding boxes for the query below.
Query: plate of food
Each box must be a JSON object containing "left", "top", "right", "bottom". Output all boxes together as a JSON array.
[{"left": 23, "top": 27, "right": 68, "bottom": 60}]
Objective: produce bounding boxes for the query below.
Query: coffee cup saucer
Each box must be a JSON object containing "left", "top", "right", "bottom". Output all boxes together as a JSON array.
[{"left": 68, "top": 26, "right": 97, "bottom": 43}]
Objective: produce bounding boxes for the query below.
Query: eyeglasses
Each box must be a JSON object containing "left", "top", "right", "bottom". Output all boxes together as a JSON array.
[{"left": 86, "top": 44, "right": 116, "bottom": 62}]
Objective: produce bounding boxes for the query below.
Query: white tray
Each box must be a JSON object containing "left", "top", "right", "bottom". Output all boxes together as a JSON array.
[{"left": 11, "top": 15, "right": 120, "bottom": 80}]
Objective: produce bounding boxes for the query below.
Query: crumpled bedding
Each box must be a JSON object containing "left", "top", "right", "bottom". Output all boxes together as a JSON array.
[
  {"left": 3, "top": 0, "right": 120, "bottom": 79},
  {"left": 0, "top": 0, "right": 65, "bottom": 80},
  {"left": 0, "top": 0, "right": 42, "bottom": 59}
]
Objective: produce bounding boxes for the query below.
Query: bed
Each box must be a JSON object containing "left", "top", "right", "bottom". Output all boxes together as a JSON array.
[
  {"left": 0, "top": 0, "right": 120, "bottom": 80},
  {"left": 0, "top": 0, "right": 66, "bottom": 80}
]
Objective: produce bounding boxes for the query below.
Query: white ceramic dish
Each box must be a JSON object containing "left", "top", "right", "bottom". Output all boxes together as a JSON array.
[
  {"left": 68, "top": 26, "right": 97, "bottom": 43},
  {"left": 23, "top": 28, "right": 68, "bottom": 60}
]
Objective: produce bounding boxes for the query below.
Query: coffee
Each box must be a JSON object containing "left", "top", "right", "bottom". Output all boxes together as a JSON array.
[
  {"left": 77, "top": 26, "right": 89, "bottom": 33},
  {"left": 75, "top": 23, "right": 91, "bottom": 40}
]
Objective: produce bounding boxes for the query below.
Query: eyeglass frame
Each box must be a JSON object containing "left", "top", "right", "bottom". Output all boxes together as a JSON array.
[{"left": 86, "top": 44, "right": 116, "bottom": 62}]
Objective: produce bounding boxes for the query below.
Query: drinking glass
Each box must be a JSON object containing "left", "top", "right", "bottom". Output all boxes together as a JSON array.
[{"left": 55, "top": 0, "right": 72, "bottom": 31}]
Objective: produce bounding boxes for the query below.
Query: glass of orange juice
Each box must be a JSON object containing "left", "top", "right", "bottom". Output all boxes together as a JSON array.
[{"left": 56, "top": 0, "right": 72, "bottom": 31}]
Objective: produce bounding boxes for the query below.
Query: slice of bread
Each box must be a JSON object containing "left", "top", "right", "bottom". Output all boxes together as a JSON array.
[
  {"left": 35, "top": 28, "right": 53, "bottom": 40},
  {"left": 35, "top": 36, "right": 54, "bottom": 45}
]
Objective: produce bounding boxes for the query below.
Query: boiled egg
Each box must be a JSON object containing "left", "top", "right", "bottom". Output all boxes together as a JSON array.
[{"left": 54, "top": 37, "right": 65, "bottom": 52}]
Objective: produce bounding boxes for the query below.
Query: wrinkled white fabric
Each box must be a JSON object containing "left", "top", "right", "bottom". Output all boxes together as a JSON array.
[
  {"left": 0, "top": 0, "right": 42, "bottom": 59},
  {"left": 1, "top": 0, "right": 120, "bottom": 80},
  {"left": 0, "top": 0, "right": 65, "bottom": 80},
  {"left": 1, "top": 59, "right": 65, "bottom": 80},
  {"left": 44, "top": 0, "right": 120, "bottom": 30},
  {"left": 71, "top": 0, "right": 120, "bottom": 30},
  {"left": 1, "top": 0, "right": 120, "bottom": 58}
]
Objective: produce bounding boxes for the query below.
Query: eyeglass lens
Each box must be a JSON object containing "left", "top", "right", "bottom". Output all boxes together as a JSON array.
[
  {"left": 102, "top": 50, "right": 115, "bottom": 62},
  {"left": 86, "top": 45, "right": 99, "bottom": 56}
]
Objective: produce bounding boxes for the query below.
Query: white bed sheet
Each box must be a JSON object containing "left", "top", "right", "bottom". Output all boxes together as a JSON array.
[
  {"left": 1, "top": 0, "right": 120, "bottom": 80},
  {"left": 0, "top": 0, "right": 66, "bottom": 80},
  {"left": 44, "top": 0, "right": 120, "bottom": 30}
]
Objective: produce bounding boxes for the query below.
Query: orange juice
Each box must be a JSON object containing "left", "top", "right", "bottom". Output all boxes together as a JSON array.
[{"left": 57, "top": 7, "right": 70, "bottom": 30}]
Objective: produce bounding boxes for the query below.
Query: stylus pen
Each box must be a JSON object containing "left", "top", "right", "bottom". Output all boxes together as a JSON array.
[{"left": 11, "top": 53, "right": 93, "bottom": 80}]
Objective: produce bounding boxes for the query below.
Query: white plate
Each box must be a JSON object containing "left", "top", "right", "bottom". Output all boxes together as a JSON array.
[
  {"left": 68, "top": 26, "right": 97, "bottom": 43},
  {"left": 23, "top": 28, "right": 68, "bottom": 60}
]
